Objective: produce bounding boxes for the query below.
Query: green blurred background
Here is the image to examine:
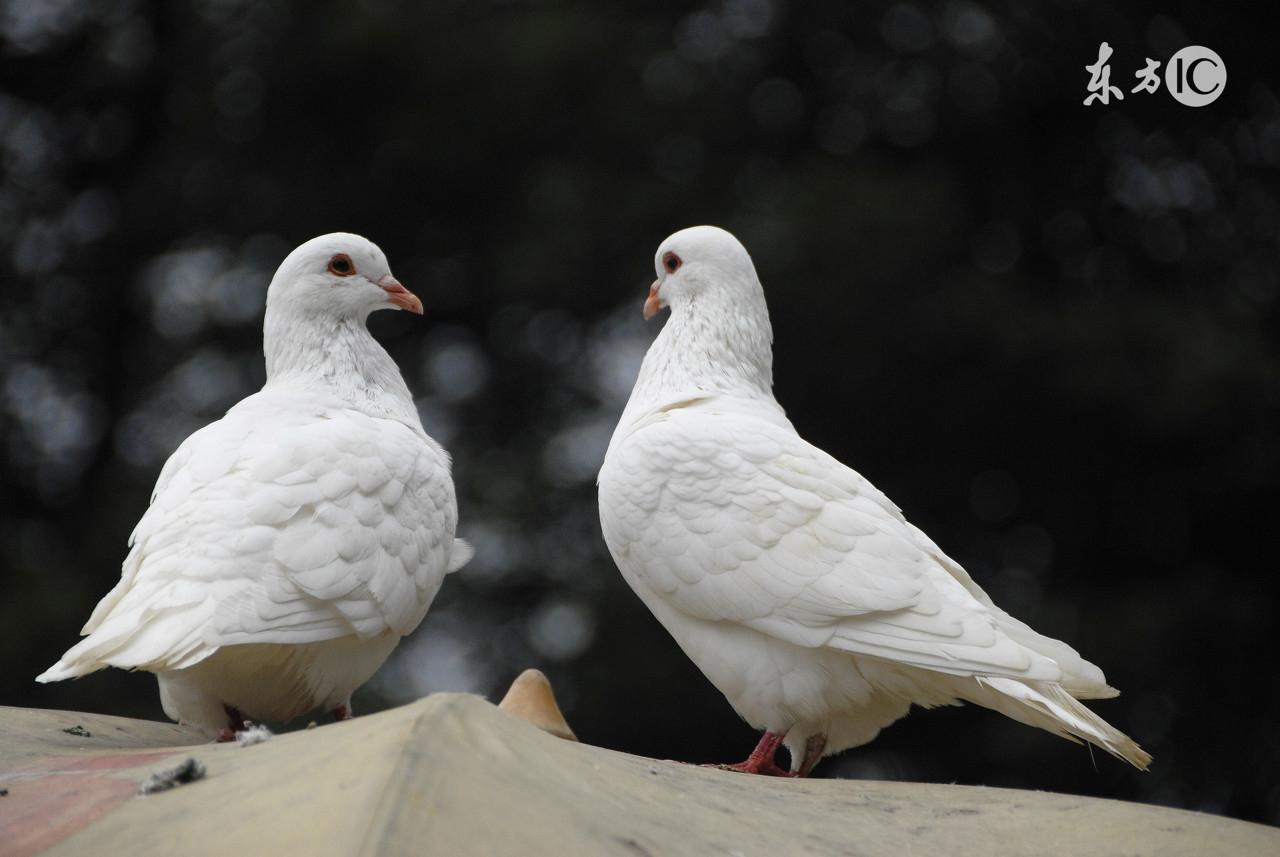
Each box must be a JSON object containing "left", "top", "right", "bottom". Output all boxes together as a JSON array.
[{"left": 2, "top": 0, "right": 1277, "bottom": 824}]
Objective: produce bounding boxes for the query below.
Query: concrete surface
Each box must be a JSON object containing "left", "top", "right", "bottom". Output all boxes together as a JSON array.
[{"left": 1, "top": 693, "right": 1276, "bottom": 857}]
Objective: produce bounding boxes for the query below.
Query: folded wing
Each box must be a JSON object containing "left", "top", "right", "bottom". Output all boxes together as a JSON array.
[
  {"left": 38, "top": 392, "right": 461, "bottom": 681},
  {"left": 599, "top": 401, "right": 1109, "bottom": 692}
]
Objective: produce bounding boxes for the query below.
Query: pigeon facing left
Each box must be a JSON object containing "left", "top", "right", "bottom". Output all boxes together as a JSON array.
[
  {"left": 598, "top": 225, "right": 1150, "bottom": 777},
  {"left": 38, "top": 233, "right": 472, "bottom": 737}
]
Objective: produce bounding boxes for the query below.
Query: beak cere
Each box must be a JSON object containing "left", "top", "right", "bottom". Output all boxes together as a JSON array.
[
  {"left": 643, "top": 280, "right": 663, "bottom": 321},
  {"left": 378, "top": 275, "right": 424, "bottom": 315}
]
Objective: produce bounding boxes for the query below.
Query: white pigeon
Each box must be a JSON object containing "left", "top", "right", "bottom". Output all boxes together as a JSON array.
[
  {"left": 598, "top": 225, "right": 1150, "bottom": 776},
  {"left": 38, "top": 233, "right": 472, "bottom": 737}
]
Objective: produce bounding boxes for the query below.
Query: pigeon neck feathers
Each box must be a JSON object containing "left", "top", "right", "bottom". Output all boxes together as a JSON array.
[
  {"left": 629, "top": 270, "right": 775, "bottom": 410},
  {"left": 262, "top": 300, "right": 420, "bottom": 428}
]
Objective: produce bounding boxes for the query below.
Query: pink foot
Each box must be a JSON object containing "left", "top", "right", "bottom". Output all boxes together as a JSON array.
[
  {"left": 333, "top": 702, "right": 354, "bottom": 722},
  {"left": 717, "top": 759, "right": 797, "bottom": 777},
  {"left": 709, "top": 731, "right": 799, "bottom": 777}
]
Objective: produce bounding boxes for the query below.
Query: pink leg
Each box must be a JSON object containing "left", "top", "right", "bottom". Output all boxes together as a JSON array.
[
  {"left": 215, "top": 705, "right": 250, "bottom": 743},
  {"left": 333, "top": 701, "right": 354, "bottom": 722},
  {"left": 797, "top": 733, "right": 827, "bottom": 778},
  {"left": 712, "top": 731, "right": 797, "bottom": 777}
]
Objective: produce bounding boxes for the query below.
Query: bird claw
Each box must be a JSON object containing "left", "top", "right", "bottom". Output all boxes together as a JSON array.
[
  {"left": 708, "top": 760, "right": 798, "bottom": 777},
  {"left": 701, "top": 730, "right": 802, "bottom": 777}
]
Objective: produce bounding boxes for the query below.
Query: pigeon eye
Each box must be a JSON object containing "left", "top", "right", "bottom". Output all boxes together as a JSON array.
[
  {"left": 328, "top": 254, "right": 355, "bottom": 276},
  {"left": 662, "top": 251, "right": 682, "bottom": 274}
]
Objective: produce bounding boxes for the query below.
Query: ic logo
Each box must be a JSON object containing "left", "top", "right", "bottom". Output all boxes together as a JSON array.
[
  {"left": 1082, "top": 42, "right": 1226, "bottom": 108},
  {"left": 1165, "top": 46, "right": 1226, "bottom": 107}
]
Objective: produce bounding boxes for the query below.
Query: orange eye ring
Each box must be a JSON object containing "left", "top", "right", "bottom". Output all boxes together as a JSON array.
[
  {"left": 328, "top": 253, "right": 355, "bottom": 276},
  {"left": 662, "top": 251, "right": 682, "bottom": 274}
]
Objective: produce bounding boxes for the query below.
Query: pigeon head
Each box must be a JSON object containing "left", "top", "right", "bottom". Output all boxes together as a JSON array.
[
  {"left": 644, "top": 225, "right": 759, "bottom": 321},
  {"left": 625, "top": 225, "right": 774, "bottom": 405},
  {"left": 266, "top": 233, "right": 422, "bottom": 320}
]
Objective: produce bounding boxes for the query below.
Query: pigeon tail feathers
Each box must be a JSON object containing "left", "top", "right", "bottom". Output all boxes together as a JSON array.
[
  {"left": 447, "top": 538, "right": 474, "bottom": 573},
  {"left": 970, "top": 675, "right": 1151, "bottom": 770}
]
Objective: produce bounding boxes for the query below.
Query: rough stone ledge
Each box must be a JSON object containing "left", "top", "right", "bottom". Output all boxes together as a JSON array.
[{"left": 1, "top": 693, "right": 1276, "bottom": 857}]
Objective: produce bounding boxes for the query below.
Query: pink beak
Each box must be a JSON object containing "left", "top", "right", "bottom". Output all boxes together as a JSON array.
[
  {"left": 378, "top": 274, "right": 423, "bottom": 315},
  {"left": 643, "top": 280, "right": 663, "bottom": 321}
]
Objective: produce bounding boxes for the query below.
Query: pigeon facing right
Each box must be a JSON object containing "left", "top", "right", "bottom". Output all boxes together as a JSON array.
[
  {"left": 598, "top": 225, "right": 1150, "bottom": 777},
  {"left": 38, "top": 233, "right": 471, "bottom": 737}
]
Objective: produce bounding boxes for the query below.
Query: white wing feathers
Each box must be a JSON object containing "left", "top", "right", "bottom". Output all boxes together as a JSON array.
[
  {"left": 599, "top": 401, "right": 1112, "bottom": 693},
  {"left": 37, "top": 392, "right": 462, "bottom": 682}
]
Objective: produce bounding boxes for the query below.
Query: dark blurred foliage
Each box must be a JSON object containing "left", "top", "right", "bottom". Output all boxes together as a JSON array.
[{"left": 2, "top": 0, "right": 1278, "bottom": 825}]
